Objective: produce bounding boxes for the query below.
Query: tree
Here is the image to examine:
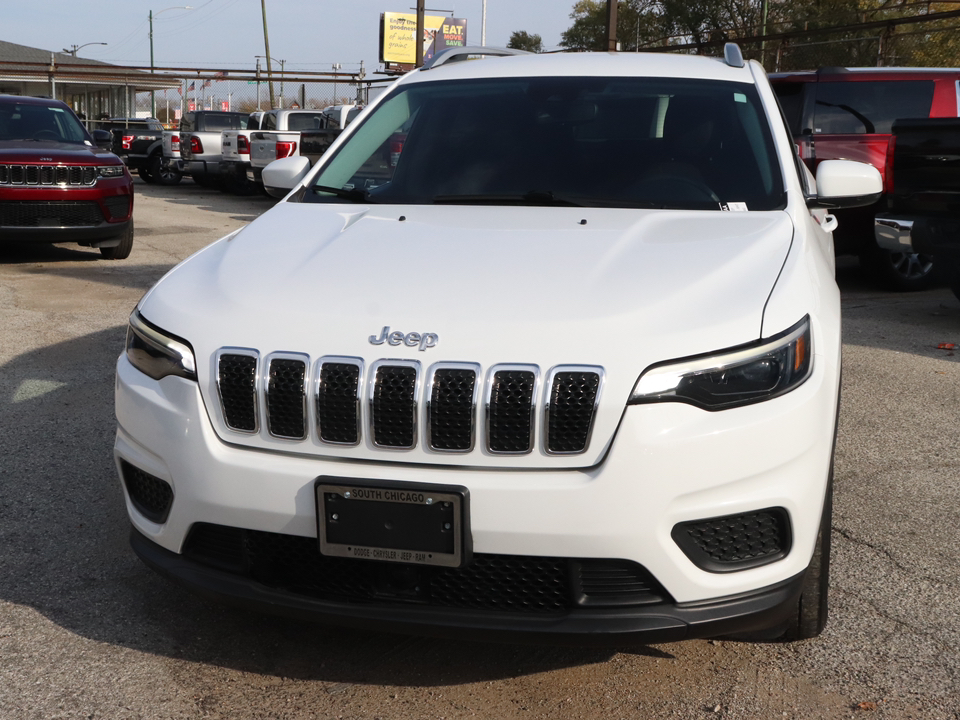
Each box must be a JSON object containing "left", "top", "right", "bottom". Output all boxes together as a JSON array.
[
  {"left": 560, "top": 1, "right": 662, "bottom": 52},
  {"left": 508, "top": 30, "right": 544, "bottom": 53}
]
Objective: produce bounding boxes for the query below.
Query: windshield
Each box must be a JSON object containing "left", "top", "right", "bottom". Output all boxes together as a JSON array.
[
  {"left": 0, "top": 102, "right": 88, "bottom": 144},
  {"left": 306, "top": 76, "right": 785, "bottom": 211}
]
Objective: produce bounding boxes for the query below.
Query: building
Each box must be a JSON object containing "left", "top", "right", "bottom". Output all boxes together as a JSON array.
[{"left": 0, "top": 39, "right": 179, "bottom": 119}]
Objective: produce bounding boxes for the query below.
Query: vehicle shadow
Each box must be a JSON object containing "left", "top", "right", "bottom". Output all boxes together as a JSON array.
[
  {"left": 133, "top": 176, "right": 276, "bottom": 224},
  {"left": 0, "top": 326, "right": 652, "bottom": 686}
]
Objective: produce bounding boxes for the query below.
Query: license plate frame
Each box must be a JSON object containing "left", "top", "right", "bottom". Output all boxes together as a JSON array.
[{"left": 315, "top": 477, "right": 471, "bottom": 568}]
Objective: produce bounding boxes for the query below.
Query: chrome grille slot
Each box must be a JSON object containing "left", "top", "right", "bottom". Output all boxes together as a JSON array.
[
  {"left": 486, "top": 365, "right": 539, "bottom": 454},
  {"left": 369, "top": 361, "right": 420, "bottom": 449},
  {"left": 545, "top": 367, "right": 603, "bottom": 454},
  {"left": 265, "top": 354, "right": 308, "bottom": 440},
  {"left": 315, "top": 358, "right": 362, "bottom": 445},
  {"left": 216, "top": 350, "right": 259, "bottom": 433},
  {"left": 427, "top": 364, "right": 479, "bottom": 452}
]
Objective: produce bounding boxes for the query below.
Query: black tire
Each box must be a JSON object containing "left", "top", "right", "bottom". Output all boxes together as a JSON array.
[
  {"left": 191, "top": 173, "right": 218, "bottom": 188},
  {"left": 948, "top": 266, "right": 960, "bottom": 303},
  {"left": 782, "top": 468, "right": 833, "bottom": 641},
  {"left": 859, "top": 243, "right": 940, "bottom": 292},
  {"left": 100, "top": 219, "right": 134, "bottom": 260},
  {"left": 137, "top": 165, "right": 157, "bottom": 184},
  {"left": 148, "top": 152, "right": 182, "bottom": 186}
]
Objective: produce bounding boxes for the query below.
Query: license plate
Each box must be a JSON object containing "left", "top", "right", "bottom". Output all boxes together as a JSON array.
[{"left": 316, "top": 478, "right": 469, "bottom": 568}]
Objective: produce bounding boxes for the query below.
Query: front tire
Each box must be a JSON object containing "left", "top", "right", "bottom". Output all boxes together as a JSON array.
[
  {"left": 859, "top": 244, "right": 939, "bottom": 292},
  {"left": 782, "top": 468, "right": 833, "bottom": 640},
  {"left": 148, "top": 152, "right": 182, "bottom": 186},
  {"left": 137, "top": 165, "right": 156, "bottom": 184},
  {"left": 100, "top": 220, "right": 134, "bottom": 260}
]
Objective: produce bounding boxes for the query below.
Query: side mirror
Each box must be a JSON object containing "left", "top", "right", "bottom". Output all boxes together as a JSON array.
[
  {"left": 91, "top": 129, "right": 113, "bottom": 150},
  {"left": 808, "top": 159, "right": 883, "bottom": 209},
  {"left": 262, "top": 156, "right": 312, "bottom": 199}
]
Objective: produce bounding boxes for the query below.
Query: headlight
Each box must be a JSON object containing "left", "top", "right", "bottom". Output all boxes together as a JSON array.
[
  {"left": 629, "top": 316, "right": 812, "bottom": 411},
  {"left": 98, "top": 165, "right": 125, "bottom": 178},
  {"left": 125, "top": 310, "right": 197, "bottom": 381}
]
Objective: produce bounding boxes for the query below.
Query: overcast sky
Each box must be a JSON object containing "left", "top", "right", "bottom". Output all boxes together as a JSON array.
[{"left": 5, "top": 0, "right": 574, "bottom": 77}]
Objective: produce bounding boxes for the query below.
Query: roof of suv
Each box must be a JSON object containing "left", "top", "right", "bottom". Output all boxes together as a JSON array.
[
  {"left": 0, "top": 93, "right": 68, "bottom": 108},
  {"left": 398, "top": 51, "right": 759, "bottom": 85}
]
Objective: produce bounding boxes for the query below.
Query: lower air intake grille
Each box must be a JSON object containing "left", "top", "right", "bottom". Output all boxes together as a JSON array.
[
  {"left": 371, "top": 364, "right": 417, "bottom": 448},
  {"left": 487, "top": 369, "right": 536, "bottom": 453},
  {"left": 547, "top": 371, "right": 601, "bottom": 454},
  {"left": 266, "top": 357, "right": 307, "bottom": 439},
  {"left": 120, "top": 461, "right": 173, "bottom": 524},
  {"left": 182, "top": 523, "right": 670, "bottom": 613},
  {"left": 102, "top": 195, "right": 131, "bottom": 220},
  {"left": 672, "top": 508, "right": 792, "bottom": 573},
  {"left": 217, "top": 352, "right": 258, "bottom": 432},
  {"left": 0, "top": 201, "right": 103, "bottom": 227}
]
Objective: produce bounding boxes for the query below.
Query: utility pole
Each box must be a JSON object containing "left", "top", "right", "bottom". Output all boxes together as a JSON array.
[
  {"left": 260, "top": 0, "right": 276, "bottom": 107},
  {"left": 606, "top": 0, "right": 618, "bottom": 52},
  {"left": 481, "top": 0, "right": 487, "bottom": 46},
  {"left": 415, "top": 0, "right": 425, "bottom": 68}
]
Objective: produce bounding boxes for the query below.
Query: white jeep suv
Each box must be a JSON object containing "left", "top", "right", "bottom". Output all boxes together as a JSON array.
[{"left": 115, "top": 45, "right": 881, "bottom": 643}]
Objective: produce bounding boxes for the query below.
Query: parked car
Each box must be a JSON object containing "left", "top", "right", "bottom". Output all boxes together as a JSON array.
[
  {"left": 178, "top": 111, "right": 249, "bottom": 187},
  {"left": 96, "top": 117, "right": 169, "bottom": 185},
  {"left": 875, "top": 117, "right": 960, "bottom": 301},
  {"left": 247, "top": 107, "right": 358, "bottom": 184},
  {"left": 770, "top": 67, "right": 960, "bottom": 290},
  {"left": 1, "top": 94, "right": 134, "bottom": 259},
  {"left": 115, "top": 46, "right": 882, "bottom": 643}
]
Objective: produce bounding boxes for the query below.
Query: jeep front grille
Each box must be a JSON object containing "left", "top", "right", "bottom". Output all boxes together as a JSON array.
[
  {"left": 0, "top": 164, "right": 97, "bottom": 186},
  {"left": 215, "top": 351, "right": 603, "bottom": 456}
]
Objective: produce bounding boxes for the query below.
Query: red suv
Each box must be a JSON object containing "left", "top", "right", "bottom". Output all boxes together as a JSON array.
[
  {"left": 0, "top": 95, "right": 134, "bottom": 259},
  {"left": 771, "top": 68, "right": 960, "bottom": 290}
]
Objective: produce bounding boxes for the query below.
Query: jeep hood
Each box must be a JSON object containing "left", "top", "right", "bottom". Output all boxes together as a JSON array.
[{"left": 139, "top": 202, "right": 795, "bottom": 467}]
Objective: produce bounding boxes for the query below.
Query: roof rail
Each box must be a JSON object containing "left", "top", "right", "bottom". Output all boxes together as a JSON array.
[
  {"left": 723, "top": 43, "right": 745, "bottom": 69},
  {"left": 421, "top": 46, "right": 531, "bottom": 71}
]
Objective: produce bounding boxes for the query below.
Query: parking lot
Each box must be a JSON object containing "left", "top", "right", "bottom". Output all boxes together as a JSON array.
[{"left": 1, "top": 178, "right": 958, "bottom": 719}]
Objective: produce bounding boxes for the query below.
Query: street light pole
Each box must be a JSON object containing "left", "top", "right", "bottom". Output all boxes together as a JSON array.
[
  {"left": 150, "top": 6, "right": 192, "bottom": 119},
  {"left": 331, "top": 63, "right": 341, "bottom": 105},
  {"left": 260, "top": 0, "right": 276, "bottom": 108},
  {"left": 63, "top": 42, "right": 107, "bottom": 57}
]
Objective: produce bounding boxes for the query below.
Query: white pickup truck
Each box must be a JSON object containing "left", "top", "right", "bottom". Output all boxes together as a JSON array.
[
  {"left": 179, "top": 110, "right": 250, "bottom": 188},
  {"left": 219, "top": 112, "right": 264, "bottom": 194},
  {"left": 247, "top": 106, "right": 359, "bottom": 184}
]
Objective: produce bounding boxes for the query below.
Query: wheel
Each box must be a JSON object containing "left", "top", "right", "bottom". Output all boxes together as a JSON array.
[
  {"left": 782, "top": 467, "right": 833, "bottom": 640},
  {"left": 148, "top": 152, "right": 182, "bottom": 186},
  {"left": 221, "top": 170, "right": 258, "bottom": 196},
  {"left": 859, "top": 244, "right": 940, "bottom": 291},
  {"left": 948, "top": 266, "right": 960, "bottom": 303},
  {"left": 100, "top": 219, "right": 134, "bottom": 260},
  {"left": 191, "top": 173, "right": 218, "bottom": 188},
  {"left": 137, "top": 165, "right": 157, "bottom": 184}
]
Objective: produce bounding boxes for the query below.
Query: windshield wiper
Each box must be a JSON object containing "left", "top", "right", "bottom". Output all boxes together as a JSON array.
[
  {"left": 433, "top": 190, "right": 585, "bottom": 207},
  {"left": 311, "top": 184, "right": 376, "bottom": 203}
]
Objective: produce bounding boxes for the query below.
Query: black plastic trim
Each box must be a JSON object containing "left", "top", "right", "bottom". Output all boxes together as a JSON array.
[
  {"left": 672, "top": 507, "right": 792, "bottom": 573},
  {"left": 130, "top": 527, "right": 805, "bottom": 645}
]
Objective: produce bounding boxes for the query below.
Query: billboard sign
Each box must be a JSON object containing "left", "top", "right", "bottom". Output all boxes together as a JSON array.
[{"left": 380, "top": 13, "right": 467, "bottom": 66}]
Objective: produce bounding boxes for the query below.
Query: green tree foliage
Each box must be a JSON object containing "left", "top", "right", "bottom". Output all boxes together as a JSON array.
[
  {"left": 560, "top": 0, "right": 960, "bottom": 68},
  {"left": 560, "top": 0, "right": 662, "bottom": 52},
  {"left": 508, "top": 31, "right": 544, "bottom": 53}
]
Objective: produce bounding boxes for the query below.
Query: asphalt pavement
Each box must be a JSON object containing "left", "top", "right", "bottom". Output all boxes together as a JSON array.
[{"left": 0, "top": 178, "right": 958, "bottom": 719}]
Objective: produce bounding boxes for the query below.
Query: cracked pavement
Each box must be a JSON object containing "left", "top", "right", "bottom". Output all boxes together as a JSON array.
[{"left": 0, "top": 179, "right": 958, "bottom": 719}]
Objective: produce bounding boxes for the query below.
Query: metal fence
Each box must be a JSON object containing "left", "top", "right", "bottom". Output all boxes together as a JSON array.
[{"left": 132, "top": 70, "right": 388, "bottom": 125}]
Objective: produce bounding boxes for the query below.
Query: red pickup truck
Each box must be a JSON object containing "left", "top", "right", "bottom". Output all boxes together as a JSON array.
[
  {"left": 0, "top": 94, "right": 134, "bottom": 259},
  {"left": 771, "top": 67, "right": 960, "bottom": 290}
]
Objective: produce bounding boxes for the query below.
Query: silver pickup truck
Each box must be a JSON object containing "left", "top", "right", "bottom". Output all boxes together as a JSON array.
[
  {"left": 247, "top": 106, "right": 359, "bottom": 184},
  {"left": 179, "top": 111, "right": 250, "bottom": 187}
]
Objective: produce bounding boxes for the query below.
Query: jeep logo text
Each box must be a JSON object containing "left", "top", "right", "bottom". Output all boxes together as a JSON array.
[{"left": 368, "top": 326, "right": 438, "bottom": 351}]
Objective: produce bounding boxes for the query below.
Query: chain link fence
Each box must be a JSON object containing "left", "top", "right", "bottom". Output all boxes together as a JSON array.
[{"left": 130, "top": 71, "right": 387, "bottom": 126}]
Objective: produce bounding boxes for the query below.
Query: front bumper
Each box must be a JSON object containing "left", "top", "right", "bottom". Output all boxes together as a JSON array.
[
  {"left": 875, "top": 213, "right": 960, "bottom": 257},
  {"left": 131, "top": 525, "right": 805, "bottom": 644}
]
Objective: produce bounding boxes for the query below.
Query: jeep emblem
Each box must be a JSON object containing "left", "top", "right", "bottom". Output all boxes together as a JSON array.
[{"left": 368, "top": 326, "right": 438, "bottom": 351}]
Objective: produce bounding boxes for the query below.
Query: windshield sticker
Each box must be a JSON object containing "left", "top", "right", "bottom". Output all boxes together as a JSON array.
[
  {"left": 722, "top": 202, "right": 749, "bottom": 212},
  {"left": 733, "top": 93, "right": 747, "bottom": 103}
]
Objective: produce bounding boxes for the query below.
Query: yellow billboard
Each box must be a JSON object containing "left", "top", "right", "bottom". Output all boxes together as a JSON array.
[{"left": 381, "top": 13, "right": 467, "bottom": 65}]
